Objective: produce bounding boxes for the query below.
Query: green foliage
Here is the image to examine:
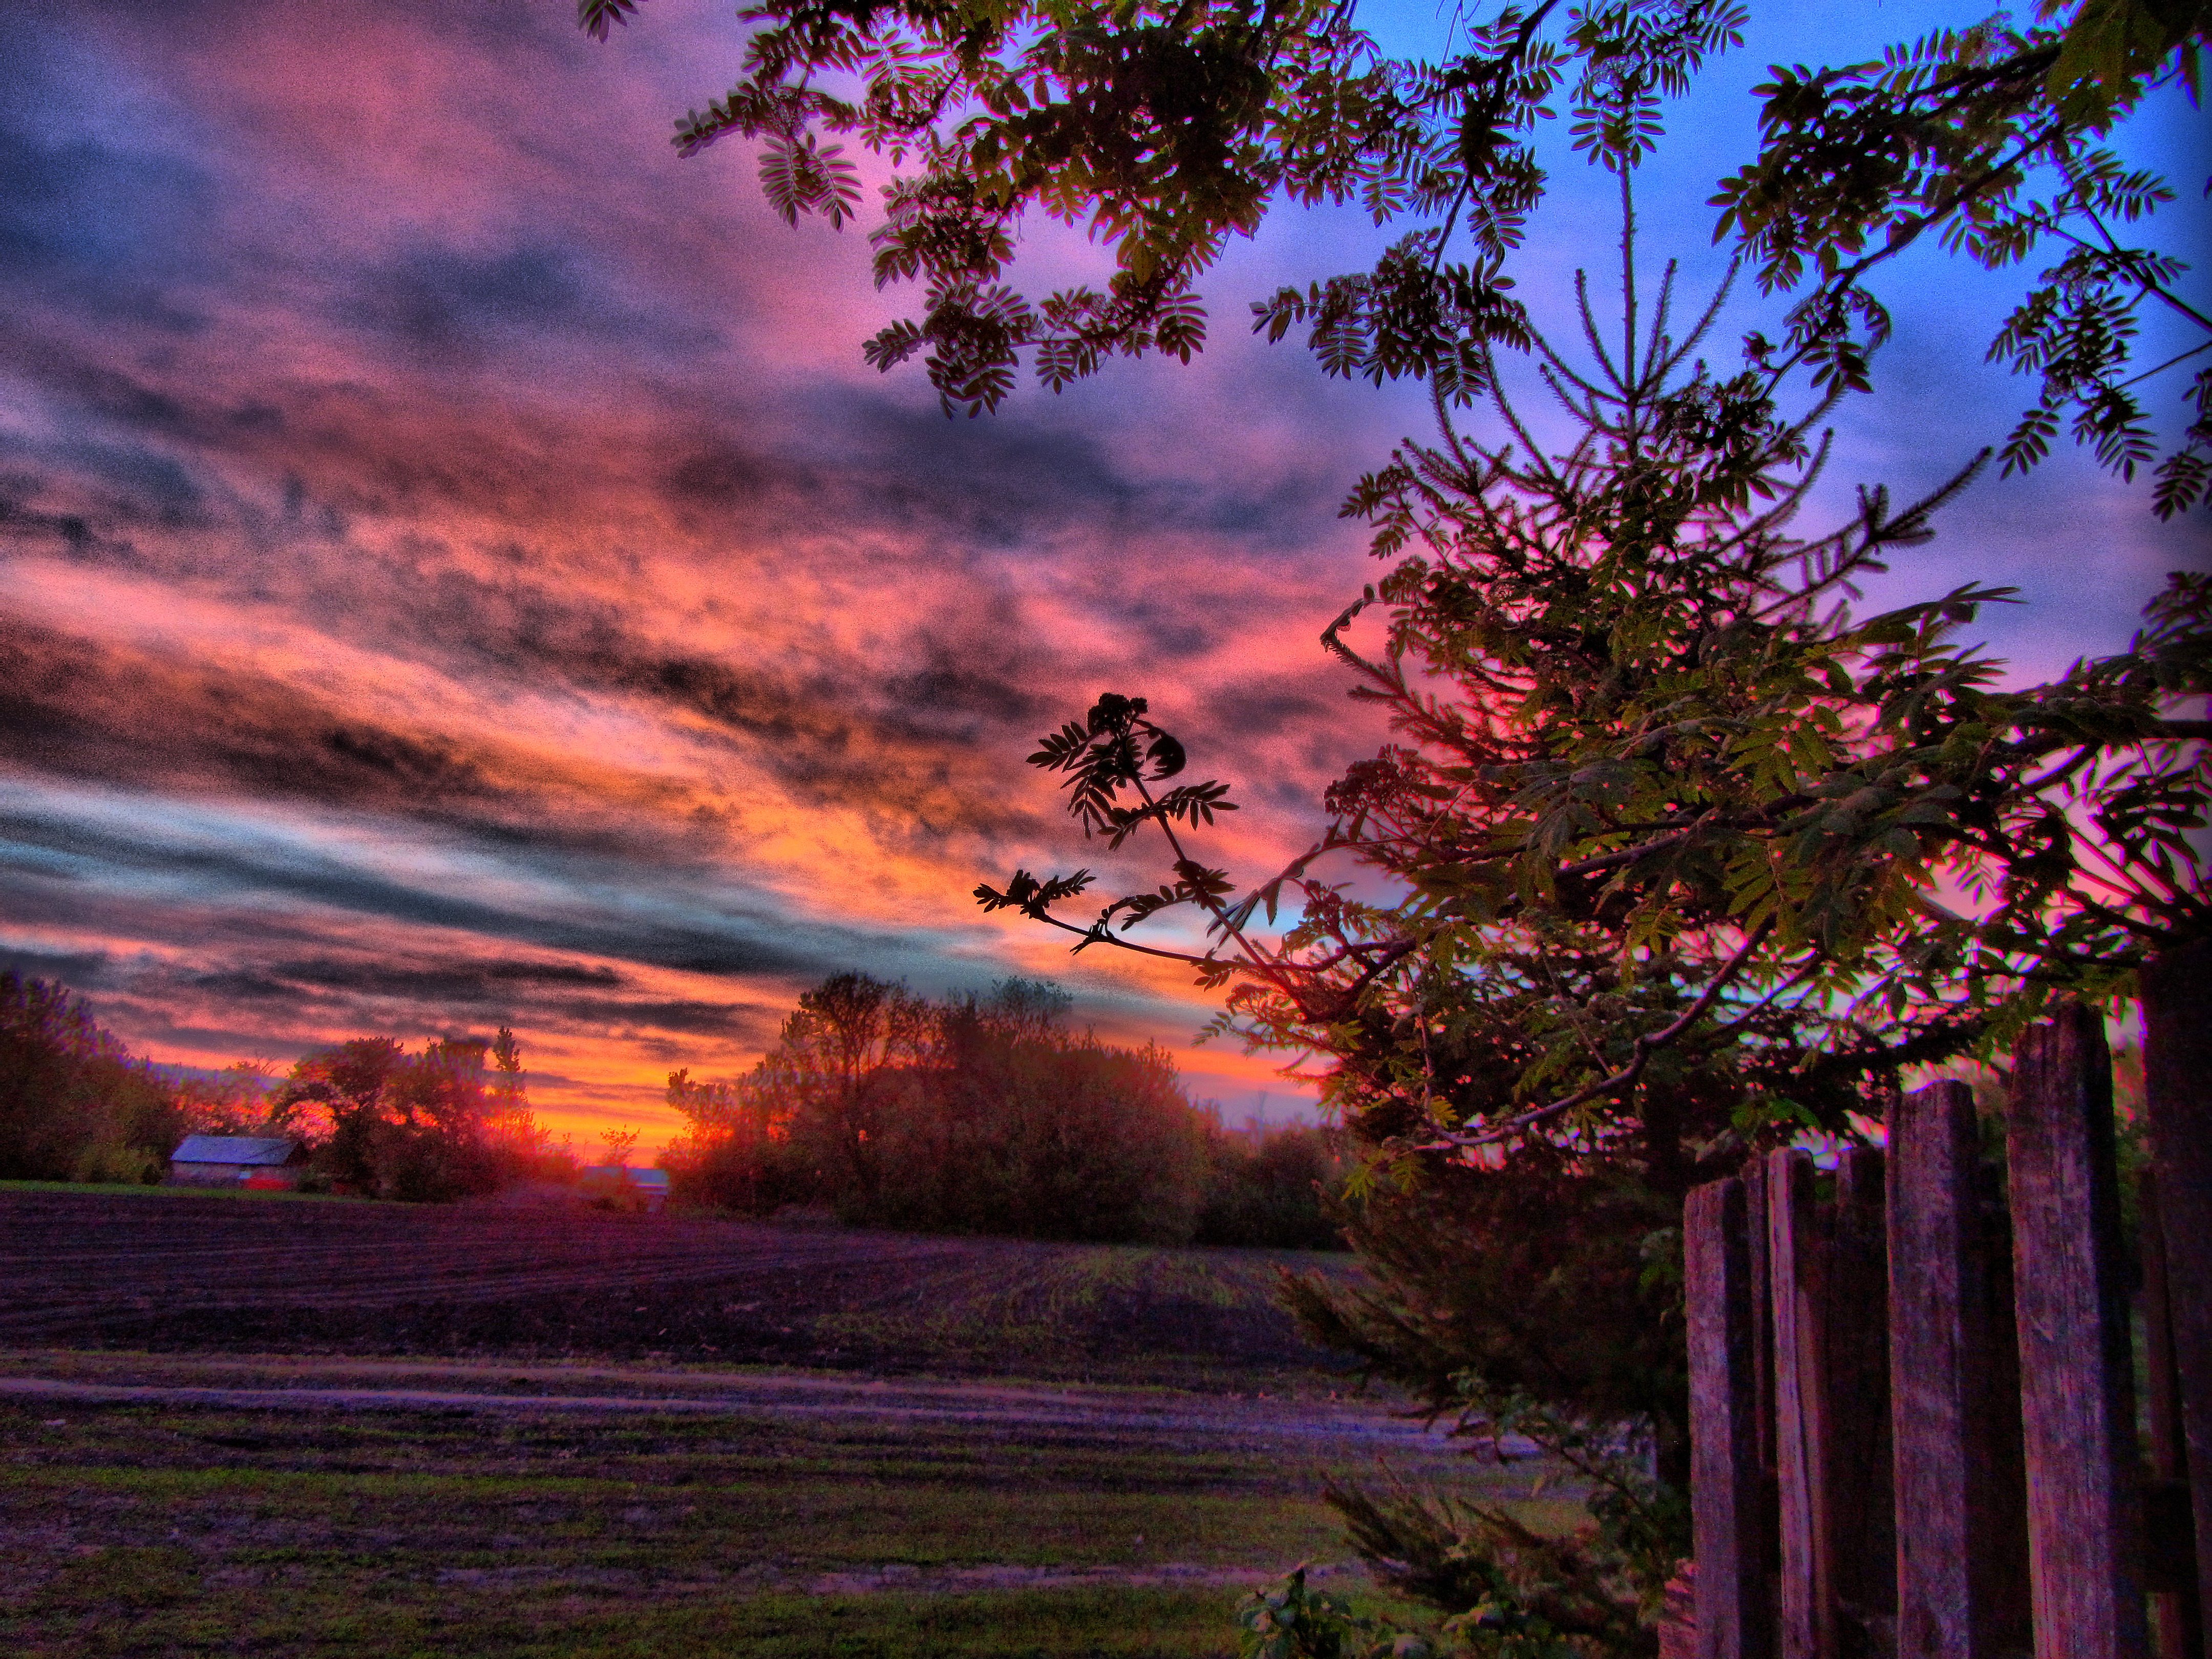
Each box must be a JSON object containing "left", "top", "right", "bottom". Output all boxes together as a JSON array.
[
  {"left": 1196, "top": 1122, "right": 1347, "bottom": 1249},
  {"left": 586, "top": 0, "right": 2206, "bottom": 508},
  {"left": 1238, "top": 1566, "right": 1434, "bottom": 1658},
  {"left": 1282, "top": 1170, "right": 1685, "bottom": 1471},
  {"left": 975, "top": 211, "right": 2203, "bottom": 1650},
  {"left": 7, "top": 1387, "right": 1366, "bottom": 1658},
  {"left": 1267, "top": 1164, "right": 1688, "bottom": 1653},
  {"left": 1713, "top": 14, "right": 2211, "bottom": 515},
  {"left": 1235, "top": 1410, "right": 1686, "bottom": 1654},
  {"left": 275, "top": 1031, "right": 562, "bottom": 1202},
  {"left": 670, "top": 972, "right": 1219, "bottom": 1243},
  {"left": 0, "top": 973, "right": 189, "bottom": 1184},
  {"left": 984, "top": 236, "right": 2205, "bottom": 1156}
]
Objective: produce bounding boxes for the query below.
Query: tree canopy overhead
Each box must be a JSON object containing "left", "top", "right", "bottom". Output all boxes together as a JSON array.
[{"left": 581, "top": 0, "right": 2210, "bottom": 513}]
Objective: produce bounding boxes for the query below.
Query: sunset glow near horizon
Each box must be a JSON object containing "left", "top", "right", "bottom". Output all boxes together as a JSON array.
[{"left": 2, "top": 0, "right": 2203, "bottom": 1152}]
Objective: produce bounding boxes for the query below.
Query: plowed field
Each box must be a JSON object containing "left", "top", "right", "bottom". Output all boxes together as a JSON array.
[
  {"left": 0, "top": 1190, "right": 1568, "bottom": 1658},
  {"left": 0, "top": 1189, "right": 1350, "bottom": 1383}
]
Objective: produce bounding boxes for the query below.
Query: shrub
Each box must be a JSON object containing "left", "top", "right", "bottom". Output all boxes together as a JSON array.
[
  {"left": 0, "top": 973, "right": 188, "bottom": 1183},
  {"left": 662, "top": 1067, "right": 810, "bottom": 1213},
  {"left": 1196, "top": 1123, "right": 1347, "bottom": 1250}
]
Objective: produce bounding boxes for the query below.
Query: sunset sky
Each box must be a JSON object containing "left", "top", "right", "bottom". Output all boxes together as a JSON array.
[{"left": 2, "top": 0, "right": 2203, "bottom": 1148}]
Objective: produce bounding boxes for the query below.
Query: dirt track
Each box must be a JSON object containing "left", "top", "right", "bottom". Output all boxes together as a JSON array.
[{"left": 0, "top": 1357, "right": 1470, "bottom": 1462}]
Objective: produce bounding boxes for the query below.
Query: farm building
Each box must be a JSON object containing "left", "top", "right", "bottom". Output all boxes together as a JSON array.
[
  {"left": 168, "top": 1135, "right": 309, "bottom": 1189},
  {"left": 579, "top": 1165, "right": 670, "bottom": 1213}
]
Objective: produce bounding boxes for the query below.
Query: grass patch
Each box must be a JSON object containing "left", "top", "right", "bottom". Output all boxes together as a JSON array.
[
  {"left": 0, "top": 1180, "right": 366, "bottom": 1203},
  {"left": 9, "top": 1580, "right": 1269, "bottom": 1658},
  {"left": 0, "top": 1395, "right": 1536, "bottom": 1657}
]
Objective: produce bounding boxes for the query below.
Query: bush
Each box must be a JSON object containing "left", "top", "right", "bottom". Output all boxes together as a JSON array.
[
  {"left": 662, "top": 1068, "right": 809, "bottom": 1214},
  {"left": 0, "top": 973, "right": 188, "bottom": 1183},
  {"left": 1196, "top": 1123, "right": 1346, "bottom": 1250},
  {"left": 862, "top": 1024, "right": 1213, "bottom": 1244}
]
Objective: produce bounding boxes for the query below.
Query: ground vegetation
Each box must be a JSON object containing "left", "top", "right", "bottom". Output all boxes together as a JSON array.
[{"left": 0, "top": 1358, "right": 1483, "bottom": 1659}]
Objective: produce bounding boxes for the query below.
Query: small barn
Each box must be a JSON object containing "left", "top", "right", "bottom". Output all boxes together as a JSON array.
[{"left": 169, "top": 1135, "right": 309, "bottom": 1189}]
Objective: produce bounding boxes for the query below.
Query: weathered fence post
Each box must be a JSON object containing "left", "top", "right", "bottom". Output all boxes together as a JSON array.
[
  {"left": 2143, "top": 1167, "right": 2206, "bottom": 1658},
  {"left": 1767, "top": 1147, "right": 1828, "bottom": 1659},
  {"left": 1825, "top": 1146, "right": 1895, "bottom": 1651},
  {"left": 2008, "top": 1003, "right": 2151, "bottom": 1659},
  {"left": 1887, "top": 1079, "right": 2032, "bottom": 1658},
  {"left": 1742, "top": 1159, "right": 1779, "bottom": 1594},
  {"left": 1689, "top": 1175, "right": 1777, "bottom": 1659},
  {"left": 2144, "top": 939, "right": 2212, "bottom": 1637}
]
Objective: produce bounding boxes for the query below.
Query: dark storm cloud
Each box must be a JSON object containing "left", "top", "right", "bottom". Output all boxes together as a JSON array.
[
  {"left": 0, "top": 53, "right": 217, "bottom": 330},
  {"left": 1205, "top": 673, "right": 1343, "bottom": 739},
  {"left": 201, "top": 956, "right": 626, "bottom": 1002},
  {"left": 172, "top": 954, "right": 777, "bottom": 1039},
  {"left": 804, "top": 387, "right": 1350, "bottom": 551},
  {"left": 0, "top": 613, "right": 499, "bottom": 812},
  {"left": 555, "top": 998, "right": 771, "bottom": 1036},
  {"left": 343, "top": 241, "right": 714, "bottom": 361},
  {"left": 0, "top": 944, "right": 113, "bottom": 985},
  {"left": 0, "top": 798, "right": 922, "bottom": 990}
]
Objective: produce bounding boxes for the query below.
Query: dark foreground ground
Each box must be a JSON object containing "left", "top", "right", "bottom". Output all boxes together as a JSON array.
[
  {"left": 0, "top": 1188, "right": 1563, "bottom": 1657},
  {"left": 0, "top": 1357, "right": 1551, "bottom": 1659}
]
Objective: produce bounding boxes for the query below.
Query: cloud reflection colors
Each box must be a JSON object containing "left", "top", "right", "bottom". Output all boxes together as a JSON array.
[{"left": 1, "top": 0, "right": 2202, "bottom": 1143}]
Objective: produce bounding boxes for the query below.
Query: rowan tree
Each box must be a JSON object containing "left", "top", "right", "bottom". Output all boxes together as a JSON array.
[
  {"left": 972, "top": 196, "right": 2204, "bottom": 1641},
  {"left": 579, "top": 0, "right": 2208, "bottom": 509}
]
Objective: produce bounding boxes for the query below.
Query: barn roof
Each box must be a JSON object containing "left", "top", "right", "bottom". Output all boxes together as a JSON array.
[{"left": 172, "top": 1135, "right": 302, "bottom": 1166}]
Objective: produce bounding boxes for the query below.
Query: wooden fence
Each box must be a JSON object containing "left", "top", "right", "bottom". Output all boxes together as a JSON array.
[{"left": 1685, "top": 938, "right": 2209, "bottom": 1659}]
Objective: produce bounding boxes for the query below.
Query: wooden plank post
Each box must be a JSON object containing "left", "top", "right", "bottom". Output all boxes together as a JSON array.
[
  {"left": 1768, "top": 1147, "right": 1827, "bottom": 1659},
  {"left": 2143, "top": 1167, "right": 2206, "bottom": 1656},
  {"left": 1690, "top": 1176, "right": 1778, "bottom": 1659},
  {"left": 1824, "top": 1147, "right": 1894, "bottom": 1652},
  {"left": 1742, "top": 1159, "right": 1781, "bottom": 1596},
  {"left": 1888, "top": 1079, "right": 2031, "bottom": 1658},
  {"left": 2144, "top": 939, "right": 2212, "bottom": 1631},
  {"left": 2008, "top": 1003, "right": 2150, "bottom": 1659}
]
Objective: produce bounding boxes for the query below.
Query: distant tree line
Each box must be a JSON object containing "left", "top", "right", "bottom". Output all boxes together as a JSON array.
[
  {"left": 663, "top": 973, "right": 1344, "bottom": 1248},
  {"left": 2, "top": 967, "right": 1339, "bottom": 1236},
  {"left": 270, "top": 1030, "right": 569, "bottom": 1202},
  {"left": 0, "top": 972, "right": 567, "bottom": 1201}
]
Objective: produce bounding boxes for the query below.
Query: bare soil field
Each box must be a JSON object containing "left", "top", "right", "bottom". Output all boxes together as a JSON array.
[
  {"left": 0, "top": 1189, "right": 1555, "bottom": 1657},
  {"left": 0, "top": 1188, "right": 1351, "bottom": 1386}
]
